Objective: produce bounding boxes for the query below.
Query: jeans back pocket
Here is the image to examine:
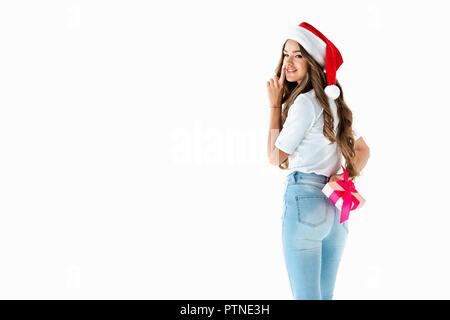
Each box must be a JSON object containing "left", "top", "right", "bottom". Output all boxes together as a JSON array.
[{"left": 295, "top": 195, "right": 328, "bottom": 227}]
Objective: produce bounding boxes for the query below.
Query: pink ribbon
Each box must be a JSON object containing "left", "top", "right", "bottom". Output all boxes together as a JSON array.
[{"left": 329, "top": 165, "right": 361, "bottom": 223}]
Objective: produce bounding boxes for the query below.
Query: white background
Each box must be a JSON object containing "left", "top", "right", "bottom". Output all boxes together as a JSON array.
[{"left": 0, "top": 0, "right": 449, "bottom": 299}]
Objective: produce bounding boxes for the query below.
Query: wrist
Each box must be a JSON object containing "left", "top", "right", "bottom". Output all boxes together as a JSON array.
[{"left": 270, "top": 107, "right": 281, "bottom": 115}]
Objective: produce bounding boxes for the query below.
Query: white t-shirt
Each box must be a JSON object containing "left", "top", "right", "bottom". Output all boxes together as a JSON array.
[{"left": 274, "top": 88, "right": 361, "bottom": 178}]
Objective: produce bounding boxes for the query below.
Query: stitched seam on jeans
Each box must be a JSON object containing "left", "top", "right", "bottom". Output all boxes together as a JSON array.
[
  {"left": 297, "top": 195, "right": 327, "bottom": 199},
  {"left": 295, "top": 196, "right": 327, "bottom": 227}
]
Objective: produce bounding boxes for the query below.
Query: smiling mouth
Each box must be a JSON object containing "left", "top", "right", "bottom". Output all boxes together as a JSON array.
[{"left": 287, "top": 69, "right": 297, "bottom": 74}]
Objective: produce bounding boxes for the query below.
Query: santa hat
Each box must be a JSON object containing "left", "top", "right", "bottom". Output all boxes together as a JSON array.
[{"left": 284, "top": 22, "right": 343, "bottom": 100}]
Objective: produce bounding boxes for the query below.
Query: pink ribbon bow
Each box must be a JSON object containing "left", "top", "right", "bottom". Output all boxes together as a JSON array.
[{"left": 331, "top": 165, "right": 361, "bottom": 223}]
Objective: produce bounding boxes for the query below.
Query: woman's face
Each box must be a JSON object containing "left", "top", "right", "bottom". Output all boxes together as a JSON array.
[{"left": 283, "top": 39, "right": 308, "bottom": 85}]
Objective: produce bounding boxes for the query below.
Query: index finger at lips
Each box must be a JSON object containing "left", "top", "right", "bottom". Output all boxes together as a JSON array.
[{"left": 280, "top": 64, "right": 286, "bottom": 84}]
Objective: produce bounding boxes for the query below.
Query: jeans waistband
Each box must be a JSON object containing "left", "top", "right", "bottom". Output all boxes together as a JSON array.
[{"left": 287, "top": 171, "right": 330, "bottom": 185}]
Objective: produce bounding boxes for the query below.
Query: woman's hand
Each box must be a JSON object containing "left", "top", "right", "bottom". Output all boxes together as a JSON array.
[
  {"left": 267, "top": 64, "right": 286, "bottom": 107},
  {"left": 329, "top": 173, "right": 344, "bottom": 182},
  {"left": 329, "top": 173, "right": 357, "bottom": 182}
]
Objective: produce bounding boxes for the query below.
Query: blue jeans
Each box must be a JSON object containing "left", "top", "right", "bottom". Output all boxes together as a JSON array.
[{"left": 281, "top": 171, "right": 349, "bottom": 300}]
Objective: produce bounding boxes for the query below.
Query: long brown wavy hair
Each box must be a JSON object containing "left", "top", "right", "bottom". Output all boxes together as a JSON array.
[{"left": 277, "top": 40, "right": 360, "bottom": 180}]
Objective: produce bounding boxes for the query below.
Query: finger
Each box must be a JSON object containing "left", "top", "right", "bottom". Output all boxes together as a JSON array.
[
  {"left": 272, "top": 77, "right": 279, "bottom": 88},
  {"left": 280, "top": 64, "right": 286, "bottom": 85}
]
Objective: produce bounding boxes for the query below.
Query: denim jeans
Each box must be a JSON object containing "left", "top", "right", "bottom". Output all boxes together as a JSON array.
[{"left": 281, "top": 171, "right": 349, "bottom": 300}]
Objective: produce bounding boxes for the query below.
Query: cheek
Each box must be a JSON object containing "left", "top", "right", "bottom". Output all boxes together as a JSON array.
[{"left": 298, "top": 62, "right": 308, "bottom": 75}]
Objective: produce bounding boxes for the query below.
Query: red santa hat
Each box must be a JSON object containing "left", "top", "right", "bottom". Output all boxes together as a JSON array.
[{"left": 284, "top": 22, "right": 343, "bottom": 100}]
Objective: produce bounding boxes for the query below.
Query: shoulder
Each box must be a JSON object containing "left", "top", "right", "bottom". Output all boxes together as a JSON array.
[
  {"left": 292, "top": 89, "right": 317, "bottom": 108},
  {"left": 289, "top": 89, "right": 317, "bottom": 118}
]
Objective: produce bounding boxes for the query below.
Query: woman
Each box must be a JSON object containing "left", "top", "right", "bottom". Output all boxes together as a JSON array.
[{"left": 266, "top": 22, "right": 370, "bottom": 300}]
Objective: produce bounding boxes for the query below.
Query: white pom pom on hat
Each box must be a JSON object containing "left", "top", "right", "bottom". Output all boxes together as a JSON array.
[
  {"left": 284, "top": 22, "right": 343, "bottom": 100},
  {"left": 324, "top": 84, "right": 340, "bottom": 100}
]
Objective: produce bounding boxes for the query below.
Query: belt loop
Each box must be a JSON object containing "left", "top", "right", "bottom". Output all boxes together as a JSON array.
[
  {"left": 288, "top": 172, "right": 295, "bottom": 185},
  {"left": 293, "top": 171, "right": 298, "bottom": 184}
]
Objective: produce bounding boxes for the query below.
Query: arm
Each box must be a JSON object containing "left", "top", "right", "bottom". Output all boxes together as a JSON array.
[
  {"left": 329, "top": 136, "right": 370, "bottom": 182},
  {"left": 353, "top": 137, "right": 370, "bottom": 177},
  {"left": 267, "top": 107, "right": 290, "bottom": 166}
]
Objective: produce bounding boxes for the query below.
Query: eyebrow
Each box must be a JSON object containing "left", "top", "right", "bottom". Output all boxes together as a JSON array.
[{"left": 283, "top": 49, "right": 302, "bottom": 53}]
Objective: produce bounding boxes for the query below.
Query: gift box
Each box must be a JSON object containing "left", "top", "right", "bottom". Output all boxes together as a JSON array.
[{"left": 322, "top": 165, "right": 366, "bottom": 223}]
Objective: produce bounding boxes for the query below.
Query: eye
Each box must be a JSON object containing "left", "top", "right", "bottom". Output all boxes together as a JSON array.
[{"left": 283, "top": 54, "right": 302, "bottom": 58}]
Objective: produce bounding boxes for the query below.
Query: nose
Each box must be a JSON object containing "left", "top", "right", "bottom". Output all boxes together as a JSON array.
[{"left": 285, "top": 56, "right": 294, "bottom": 65}]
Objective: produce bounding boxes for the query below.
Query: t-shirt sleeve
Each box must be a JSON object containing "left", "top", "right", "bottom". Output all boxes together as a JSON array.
[{"left": 274, "top": 95, "right": 316, "bottom": 155}]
